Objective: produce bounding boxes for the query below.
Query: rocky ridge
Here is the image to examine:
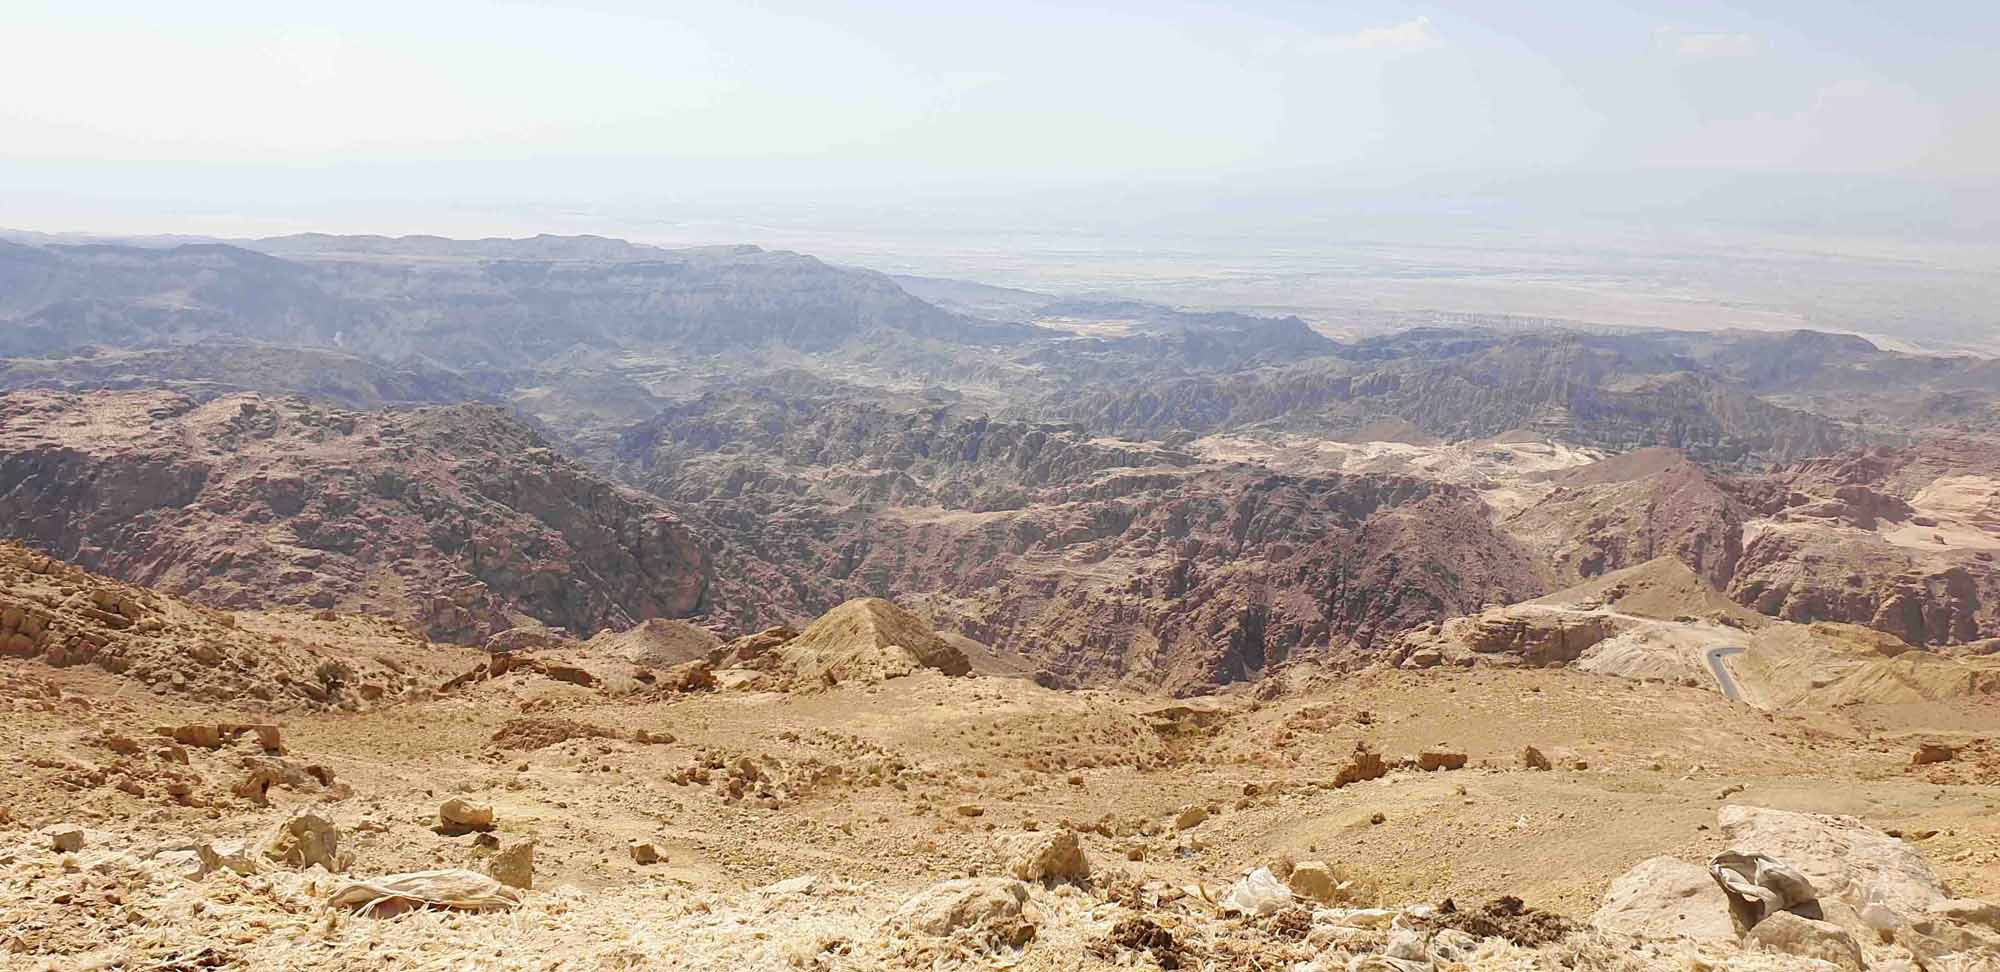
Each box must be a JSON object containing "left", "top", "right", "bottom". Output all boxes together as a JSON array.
[{"left": 0, "top": 389, "right": 710, "bottom": 642}]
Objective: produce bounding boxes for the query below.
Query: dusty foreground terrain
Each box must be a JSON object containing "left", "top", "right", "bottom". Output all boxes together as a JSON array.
[{"left": 5, "top": 549, "right": 2000, "bottom": 971}]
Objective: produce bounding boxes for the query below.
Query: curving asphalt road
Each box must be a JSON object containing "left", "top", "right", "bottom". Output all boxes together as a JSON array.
[{"left": 1706, "top": 646, "right": 1747, "bottom": 701}]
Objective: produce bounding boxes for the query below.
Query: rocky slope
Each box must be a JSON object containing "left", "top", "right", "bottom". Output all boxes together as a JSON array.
[
  {"left": 0, "top": 390, "right": 710, "bottom": 642},
  {"left": 1486, "top": 438, "right": 2000, "bottom": 649},
  {"left": 0, "top": 540, "right": 460, "bottom": 709},
  {"left": 6, "top": 230, "right": 1998, "bottom": 689},
  {"left": 5, "top": 560, "right": 1999, "bottom": 971}
]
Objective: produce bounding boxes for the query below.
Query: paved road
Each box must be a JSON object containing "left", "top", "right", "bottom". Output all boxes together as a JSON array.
[{"left": 1706, "top": 646, "right": 1747, "bottom": 701}]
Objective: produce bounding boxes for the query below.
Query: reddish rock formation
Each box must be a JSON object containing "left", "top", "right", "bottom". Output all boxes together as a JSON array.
[
  {"left": 0, "top": 390, "right": 710, "bottom": 642},
  {"left": 1504, "top": 449, "right": 1745, "bottom": 589},
  {"left": 1727, "top": 438, "right": 1999, "bottom": 646}
]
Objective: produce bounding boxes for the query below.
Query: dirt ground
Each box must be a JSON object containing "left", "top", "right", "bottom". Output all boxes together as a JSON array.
[{"left": 5, "top": 642, "right": 1996, "bottom": 970}]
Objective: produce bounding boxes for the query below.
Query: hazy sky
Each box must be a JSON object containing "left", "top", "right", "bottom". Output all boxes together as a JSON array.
[{"left": 2, "top": 0, "right": 1996, "bottom": 237}]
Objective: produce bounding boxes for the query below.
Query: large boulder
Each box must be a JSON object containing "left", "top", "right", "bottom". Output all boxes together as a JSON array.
[
  {"left": 1719, "top": 805, "right": 1950, "bottom": 930},
  {"left": 1591, "top": 856, "right": 1739, "bottom": 941}
]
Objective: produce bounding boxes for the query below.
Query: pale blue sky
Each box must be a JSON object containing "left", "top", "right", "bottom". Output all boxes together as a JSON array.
[{"left": 2, "top": 1, "right": 1995, "bottom": 236}]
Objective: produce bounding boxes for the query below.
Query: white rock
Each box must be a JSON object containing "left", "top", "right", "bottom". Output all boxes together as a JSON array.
[
  {"left": 1426, "top": 928, "right": 1479, "bottom": 963},
  {"left": 1220, "top": 867, "right": 1293, "bottom": 916},
  {"left": 760, "top": 874, "right": 818, "bottom": 896},
  {"left": 1385, "top": 927, "right": 1428, "bottom": 961}
]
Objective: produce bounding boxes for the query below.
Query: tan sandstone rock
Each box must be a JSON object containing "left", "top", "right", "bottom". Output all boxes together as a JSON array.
[
  {"left": 440, "top": 797, "right": 496, "bottom": 831},
  {"left": 1590, "top": 855, "right": 1738, "bottom": 941},
  {"left": 1286, "top": 860, "right": 1339, "bottom": 902},
  {"left": 1913, "top": 742, "right": 1957, "bottom": 765},
  {"left": 894, "top": 877, "right": 1031, "bottom": 937},
  {"left": 1008, "top": 829, "right": 1089, "bottom": 884},
  {"left": 1333, "top": 742, "right": 1387, "bottom": 788},
  {"left": 1743, "top": 911, "right": 1865, "bottom": 971},
  {"left": 262, "top": 813, "right": 343, "bottom": 872},
  {"left": 489, "top": 839, "right": 535, "bottom": 890},
  {"left": 47, "top": 826, "right": 84, "bottom": 854},
  {"left": 1417, "top": 747, "right": 1468, "bottom": 771}
]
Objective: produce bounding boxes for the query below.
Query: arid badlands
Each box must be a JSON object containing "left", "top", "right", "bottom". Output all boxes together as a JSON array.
[{"left": 1, "top": 234, "right": 1998, "bottom": 971}]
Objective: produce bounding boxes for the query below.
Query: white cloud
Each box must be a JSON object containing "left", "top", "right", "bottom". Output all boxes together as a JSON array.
[
  {"left": 1309, "top": 16, "right": 1440, "bottom": 53},
  {"left": 1655, "top": 28, "right": 1759, "bottom": 58}
]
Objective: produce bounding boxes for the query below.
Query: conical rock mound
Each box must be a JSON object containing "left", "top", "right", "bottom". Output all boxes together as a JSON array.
[{"left": 772, "top": 598, "right": 970, "bottom": 686}]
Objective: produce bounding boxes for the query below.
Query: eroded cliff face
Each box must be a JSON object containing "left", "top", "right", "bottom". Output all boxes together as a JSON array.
[
  {"left": 1723, "top": 440, "right": 2000, "bottom": 646},
  {"left": 0, "top": 390, "right": 710, "bottom": 642},
  {"left": 619, "top": 391, "right": 1546, "bottom": 692}
]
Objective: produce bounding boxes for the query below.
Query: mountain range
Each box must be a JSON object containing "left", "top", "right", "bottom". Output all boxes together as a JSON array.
[{"left": 1, "top": 230, "right": 1996, "bottom": 692}]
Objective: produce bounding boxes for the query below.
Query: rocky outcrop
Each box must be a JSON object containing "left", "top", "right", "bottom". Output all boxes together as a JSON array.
[
  {"left": 1505, "top": 449, "right": 1746, "bottom": 589},
  {"left": 1392, "top": 607, "right": 1626, "bottom": 670},
  {"left": 584, "top": 618, "right": 723, "bottom": 668},
  {"left": 1716, "top": 804, "right": 1953, "bottom": 930},
  {"left": 0, "top": 390, "right": 710, "bottom": 642},
  {"left": 1502, "top": 438, "right": 1997, "bottom": 650},
  {"left": 1732, "top": 539, "right": 1987, "bottom": 645},
  {"left": 0, "top": 540, "right": 426, "bottom": 708}
]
